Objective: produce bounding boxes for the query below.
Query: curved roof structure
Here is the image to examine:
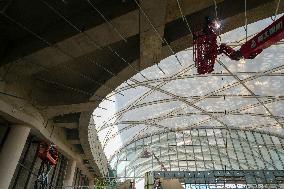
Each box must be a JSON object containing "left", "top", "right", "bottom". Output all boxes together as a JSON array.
[
  {"left": 0, "top": 0, "right": 284, "bottom": 185},
  {"left": 92, "top": 14, "right": 284, "bottom": 178},
  {"left": 93, "top": 18, "right": 284, "bottom": 188}
]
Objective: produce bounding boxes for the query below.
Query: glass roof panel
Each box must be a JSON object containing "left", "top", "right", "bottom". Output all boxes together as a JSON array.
[
  {"left": 120, "top": 100, "right": 185, "bottom": 121},
  {"left": 195, "top": 96, "right": 259, "bottom": 112},
  {"left": 91, "top": 15, "right": 284, "bottom": 184},
  {"left": 158, "top": 115, "right": 211, "bottom": 129},
  {"left": 218, "top": 114, "right": 278, "bottom": 127},
  {"left": 161, "top": 76, "right": 237, "bottom": 97},
  {"left": 265, "top": 101, "right": 284, "bottom": 116},
  {"left": 135, "top": 91, "right": 172, "bottom": 105},
  {"left": 245, "top": 76, "right": 284, "bottom": 96}
]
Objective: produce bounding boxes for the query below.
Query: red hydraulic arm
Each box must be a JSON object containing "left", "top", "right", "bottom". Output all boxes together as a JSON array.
[
  {"left": 193, "top": 15, "right": 284, "bottom": 74},
  {"left": 239, "top": 15, "right": 284, "bottom": 59}
]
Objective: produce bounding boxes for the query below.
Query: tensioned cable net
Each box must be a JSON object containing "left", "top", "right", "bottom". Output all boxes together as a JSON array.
[{"left": 92, "top": 15, "right": 284, "bottom": 187}]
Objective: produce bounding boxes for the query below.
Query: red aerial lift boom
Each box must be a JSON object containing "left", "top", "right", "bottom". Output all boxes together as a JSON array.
[
  {"left": 34, "top": 142, "right": 59, "bottom": 189},
  {"left": 193, "top": 15, "right": 284, "bottom": 74}
]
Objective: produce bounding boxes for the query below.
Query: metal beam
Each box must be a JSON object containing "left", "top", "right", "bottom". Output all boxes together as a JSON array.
[{"left": 151, "top": 170, "right": 284, "bottom": 184}]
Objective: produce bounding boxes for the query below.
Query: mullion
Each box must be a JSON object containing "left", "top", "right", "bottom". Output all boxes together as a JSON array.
[
  {"left": 197, "top": 129, "right": 206, "bottom": 170},
  {"left": 167, "top": 132, "right": 171, "bottom": 171},
  {"left": 190, "top": 129, "right": 200, "bottom": 189},
  {"left": 197, "top": 129, "right": 208, "bottom": 189},
  {"left": 204, "top": 129, "right": 218, "bottom": 189},
  {"left": 243, "top": 130, "right": 260, "bottom": 188},
  {"left": 220, "top": 129, "right": 233, "bottom": 170},
  {"left": 174, "top": 133, "right": 180, "bottom": 171},
  {"left": 268, "top": 135, "right": 284, "bottom": 169},
  {"left": 235, "top": 131, "right": 251, "bottom": 169},
  {"left": 260, "top": 134, "right": 277, "bottom": 169},
  {"left": 212, "top": 128, "right": 224, "bottom": 170},
  {"left": 227, "top": 130, "right": 242, "bottom": 170},
  {"left": 182, "top": 131, "right": 189, "bottom": 170},
  {"left": 251, "top": 132, "right": 268, "bottom": 169}
]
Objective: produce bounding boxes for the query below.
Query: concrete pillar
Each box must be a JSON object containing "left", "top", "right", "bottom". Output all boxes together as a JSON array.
[
  {"left": 63, "top": 159, "right": 77, "bottom": 187},
  {"left": 0, "top": 125, "right": 30, "bottom": 189}
]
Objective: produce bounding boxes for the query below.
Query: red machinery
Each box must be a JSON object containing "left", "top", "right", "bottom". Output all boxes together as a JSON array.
[
  {"left": 37, "top": 142, "right": 58, "bottom": 166},
  {"left": 34, "top": 142, "right": 59, "bottom": 189},
  {"left": 193, "top": 15, "right": 284, "bottom": 74}
]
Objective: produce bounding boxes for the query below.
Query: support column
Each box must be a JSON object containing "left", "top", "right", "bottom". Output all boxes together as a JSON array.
[
  {"left": 0, "top": 125, "right": 30, "bottom": 189},
  {"left": 63, "top": 159, "right": 77, "bottom": 187},
  {"left": 139, "top": 0, "right": 168, "bottom": 70}
]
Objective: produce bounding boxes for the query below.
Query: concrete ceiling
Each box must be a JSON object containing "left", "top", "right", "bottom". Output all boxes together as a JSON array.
[{"left": 1, "top": 0, "right": 282, "bottom": 107}]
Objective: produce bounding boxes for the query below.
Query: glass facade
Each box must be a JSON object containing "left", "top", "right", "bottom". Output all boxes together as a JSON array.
[{"left": 110, "top": 129, "right": 284, "bottom": 181}]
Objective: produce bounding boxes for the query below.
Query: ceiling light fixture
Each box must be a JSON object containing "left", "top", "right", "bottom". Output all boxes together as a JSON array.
[{"left": 213, "top": 19, "right": 221, "bottom": 30}]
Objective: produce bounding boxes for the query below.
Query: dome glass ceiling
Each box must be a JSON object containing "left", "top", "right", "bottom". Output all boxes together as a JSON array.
[{"left": 92, "top": 15, "right": 284, "bottom": 163}]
